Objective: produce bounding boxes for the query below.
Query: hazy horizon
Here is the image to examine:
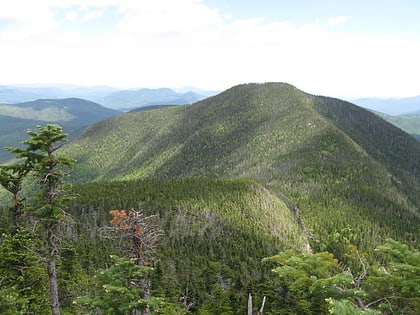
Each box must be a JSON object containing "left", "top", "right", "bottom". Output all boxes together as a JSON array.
[{"left": 1, "top": 0, "right": 420, "bottom": 99}]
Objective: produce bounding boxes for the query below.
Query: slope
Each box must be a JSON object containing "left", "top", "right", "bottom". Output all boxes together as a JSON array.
[
  {"left": 0, "top": 98, "right": 120, "bottom": 126},
  {"left": 0, "top": 115, "right": 86, "bottom": 162},
  {"left": 374, "top": 111, "right": 420, "bottom": 141},
  {"left": 0, "top": 176, "right": 308, "bottom": 312},
  {"left": 62, "top": 82, "right": 419, "bottom": 255},
  {"left": 0, "top": 98, "right": 121, "bottom": 162},
  {"left": 0, "top": 104, "right": 310, "bottom": 310},
  {"left": 313, "top": 96, "right": 420, "bottom": 206},
  {"left": 66, "top": 83, "right": 323, "bottom": 181}
]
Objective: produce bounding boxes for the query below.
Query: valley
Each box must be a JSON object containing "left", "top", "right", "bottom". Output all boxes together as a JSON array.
[{"left": 0, "top": 82, "right": 419, "bottom": 314}]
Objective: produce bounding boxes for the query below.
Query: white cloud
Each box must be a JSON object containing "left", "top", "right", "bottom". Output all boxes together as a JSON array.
[
  {"left": 0, "top": 0, "right": 58, "bottom": 39},
  {"left": 0, "top": 1, "right": 419, "bottom": 98},
  {"left": 64, "top": 9, "right": 104, "bottom": 23},
  {"left": 65, "top": 11, "right": 78, "bottom": 22},
  {"left": 327, "top": 15, "right": 351, "bottom": 26},
  {"left": 81, "top": 9, "right": 104, "bottom": 22}
]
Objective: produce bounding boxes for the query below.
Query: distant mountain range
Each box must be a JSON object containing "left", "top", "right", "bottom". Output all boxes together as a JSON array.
[
  {"left": 0, "top": 98, "right": 120, "bottom": 162},
  {"left": 352, "top": 95, "right": 420, "bottom": 115},
  {"left": 0, "top": 84, "right": 117, "bottom": 104},
  {"left": 351, "top": 96, "right": 420, "bottom": 140},
  {"left": 98, "top": 88, "right": 214, "bottom": 110},
  {"left": 0, "top": 85, "right": 218, "bottom": 161},
  {"left": 0, "top": 98, "right": 119, "bottom": 125},
  {"left": 0, "top": 84, "right": 218, "bottom": 110}
]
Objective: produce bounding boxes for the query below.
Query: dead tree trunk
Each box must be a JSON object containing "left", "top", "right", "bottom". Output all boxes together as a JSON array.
[
  {"left": 248, "top": 294, "right": 253, "bottom": 315},
  {"left": 257, "top": 296, "right": 266, "bottom": 315},
  {"left": 248, "top": 294, "right": 267, "bottom": 315}
]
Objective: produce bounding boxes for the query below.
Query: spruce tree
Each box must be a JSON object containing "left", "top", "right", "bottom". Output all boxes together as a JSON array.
[{"left": 0, "top": 124, "right": 74, "bottom": 315}]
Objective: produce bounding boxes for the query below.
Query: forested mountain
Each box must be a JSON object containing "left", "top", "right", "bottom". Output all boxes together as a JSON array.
[
  {"left": 0, "top": 84, "right": 117, "bottom": 104},
  {"left": 373, "top": 111, "right": 420, "bottom": 141},
  {"left": 0, "top": 84, "right": 216, "bottom": 107},
  {"left": 0, "top": 98, "right": 120, "bottom": 162},
  {"left": 0, "top": 98, "right": 119, "bottom": 125},
  {"left": 1, "top": 83, "right": 419, "bottom": 314},
  {"left": 62, "top": 82, "right": 419, "bottom": 250}
]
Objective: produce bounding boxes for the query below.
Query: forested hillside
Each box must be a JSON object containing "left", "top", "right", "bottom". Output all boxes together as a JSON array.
[
  {"left": 1, "top": 83, "right": 419, "bottom": 314},
  {"left": 67, "top": 178, "right": 309, "bottom": 312},
  {"left": 374, "top": 111, "right": 420, "bottom": 141},
  {"left": 62, "top": 83, "right": 419, "bottom": 253},
  {"left": 0, "top": 98, "right": 120, "bottom": 162},
  {"left": 0, "top": 98, "right": 119, "bottom": 126}
]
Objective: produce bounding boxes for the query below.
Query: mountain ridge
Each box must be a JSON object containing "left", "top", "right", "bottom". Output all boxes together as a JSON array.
[
  {"left": 0, "top": 84, "right": 217, "bottom": 110},
  {"left": 0, "top": 98, "right": 120, "bottom": 162},
  {"left": 373, "top": 111, "right": 420, "bottom": 141},
  {"left": 0, "top": 98, "right": 119, "bottom": 125},
  {"left": 1, "top": 82, "right": 419, "bottom": 313},
  {"left": 99, "top": 87, "right": 212, "bottom": 110},
  {"left": 60, "top": 82, "right": 419, "bottom": 254}
]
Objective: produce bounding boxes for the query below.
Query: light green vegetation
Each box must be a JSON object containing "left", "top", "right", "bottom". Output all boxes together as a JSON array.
[{"left": 0, "top": 104, "right": 75, "bottom": 121}]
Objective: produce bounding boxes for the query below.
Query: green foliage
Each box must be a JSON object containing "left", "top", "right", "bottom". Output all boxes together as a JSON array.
[
  {"left": 0, "top": 286, "right": 28, "bottom": 315},
  {"left": 365, "top": 239, "right": 420, "bottom": 313},
  {"left": 0, "top": 124, "right": 76, "bottom": 315},
  {"left": 265, "top": 239, "right": 420, "bottom": 315},
  {"left": 152, "top": 302, "right": 191, "bottom": 315},
  {"left": 264, "top": 250, "right": 357, "bottom": 314},
  {"left": 76, "top": 255, "right": 162, "bottom": 315},
  {"left": 326, "top": 299, "right": 380, "bottom": 315},
  {"left": 0, "top": 229, "right": 49, "bottom": 314},
  {"left": 9, "top": 124, "right": 75, "bottom": 218},
  {"left": 199, "top": 285, "right": 234, "bottom": 315},
  {"left": 57, "top": 246, "right": 90, "bottom": 312},
  {"left": 69, "top": 178, "right": 307, "bottom": 312},
  {"left": 0, "top": 164, "right": 26, "bottom": 196}
]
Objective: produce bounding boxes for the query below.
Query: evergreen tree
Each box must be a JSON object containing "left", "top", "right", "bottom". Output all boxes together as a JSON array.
[
  {"left": 0, "top": 124, "right": 74, "bottom": 315},
  {"left": 0, "top": 229, "right": 49, "bottom": 314},
  {"left": 264, "top": 240, "right": 420, "bottom": 314},
  {"left": 75, "top": 255, "right": 162, "bottom": 314},
  {"left": 0, "top": 164, "right": 26, "bottom": 228}
]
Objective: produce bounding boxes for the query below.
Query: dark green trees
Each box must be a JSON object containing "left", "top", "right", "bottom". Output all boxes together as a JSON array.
[
  {"left": 76, "top": 255, "right": 161, "bottom": 314},
  {"left": 0, "top": 124, "right": 74, "bottom": 315},
  {"left": 0, "top": 229, "right": 49, "bottom": 314}
]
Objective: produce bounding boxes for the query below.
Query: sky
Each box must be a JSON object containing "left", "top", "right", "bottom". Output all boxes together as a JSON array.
[{"left": 1, "top": 0, "right": 420, "bottom": 99}]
